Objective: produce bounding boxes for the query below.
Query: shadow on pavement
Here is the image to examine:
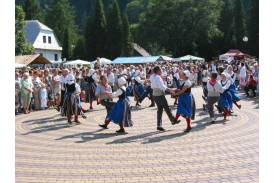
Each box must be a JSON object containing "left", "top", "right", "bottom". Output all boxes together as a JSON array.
[
  {"left": 55, "top": 128, "right": 123, "bottom": 143},
  {"left": 22, "top": 122, "right": 71, "bottom": 135},
  {"left": 142, "top": 119, "right": 226, "bottom": 144},
  {"left": 106, "top": 131, "right": 166, "bottom": 144},
  {"left": 25, "top": 117, "right": 66, "bottom": 125},
  {"left": 22, "top": 114, "right": 61, "bottom": 124},
  {"left": 142, "top": 131, "right": 187, "bottom": 144}
]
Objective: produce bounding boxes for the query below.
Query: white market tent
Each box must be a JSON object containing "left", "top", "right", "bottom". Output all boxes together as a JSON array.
[
  {"left": 63, "top": 59, "right": 91, "bottom": 66},
  {"left": 175, "top": 55, "right": 205, "bottom": 62},
  {"left": 157, "top": 55, "right": 174, "bottom": 62},
  {"left": 15, "top": 63, "right": 26, "bottom": 68},
  {"left": 91, "top": 57, "right": 112, "bottom": 65}
]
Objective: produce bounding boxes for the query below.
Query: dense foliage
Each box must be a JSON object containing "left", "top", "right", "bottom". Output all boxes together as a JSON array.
[
  {"left": 16, "top": 0, "right": 259, "bottom": 59},
  {"left": 15, "top": 5, "right": 34, "bottom": 55}
]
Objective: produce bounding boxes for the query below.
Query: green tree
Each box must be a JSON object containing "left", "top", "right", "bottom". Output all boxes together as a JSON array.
[
  {"left": 62, "top": 28, "right": 72, "bottom": 59},
  {"left": 73, "top": 37, "right": 87, "bottom": 59},
  {"left": 138, "top": 0, "right": 222, "bottom": 58},
  {"left": 121, "top": 12, "right": 133, "bottom": 56},
  {"left": 233, "top": 0, "right": 246, "bottom": 50},
  {"left": 106, "top": 0, "right": 123, "bottom": 59},
  {"left": 23, "top": 0, "right": 43, "bottom": 21},
  {"left": 126, "top": 0, "right": 144, "bottom": 24},
  {"left": 45, "top": 0, "right": 78, "bottom": 59},
  {"left": 247, "top": 0, "right": 259, "bottom": 57},
  {"left": 217, "top": 0, "right": 235, "bottom": 53},
  {"left": 15, "top": 5, "right": 34, "bottom": 55},
  {"left": 85, "top": 0, "right": 107, "bottom": 60}
]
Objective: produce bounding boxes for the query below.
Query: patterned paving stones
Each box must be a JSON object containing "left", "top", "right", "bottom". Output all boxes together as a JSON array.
[{"left": 15, "top": 87, "right": 259, "bottom": 183}]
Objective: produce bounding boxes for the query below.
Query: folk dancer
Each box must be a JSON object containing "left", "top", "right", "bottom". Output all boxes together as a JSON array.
[
  {"left": 172, "top": 68, "right": 180, "bottom": 105},
  {"left": 87, "top": 69, "right": 98, "bottom": 110},
  {"left": 150, "top": 66, "right": 181, "bottom": 132},
  {"left": 226, "top": 65, "right": 241, "bottom": 112},
  {"left": 95, "top": 75, "right": 116, "bottom": 122},
  {"left": 218, "top": 72, "right": 233, "bottom": 121},
  {"left": 63, "top": 74, "right": 82, "bottom": 124},
  {"left": 58, "top": 69, "right": 69, "bottom": 112},
  {"left": 173, "top": 70, "right": 196, "bottom": 132},
  {"left": 99, "top": 77, "right": 133, "bottom": 133},
  {"left": 207, "top": 72, "right": 225, "bottom": 123}
]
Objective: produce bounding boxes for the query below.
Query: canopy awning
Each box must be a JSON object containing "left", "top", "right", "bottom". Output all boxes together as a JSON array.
[
  {"left": 15, "top": 54, "right": 51, "bottom": 65},
  {"left": 112, "top": 56, "right": 160, "bottom": 64},
  {"left": 219, "top": 49, "right": 249, "bottom": 62},
  {"left": 175, "top": 55, "right": 205, "bottom": 62},
  {"left": 63, "top": 59, "right": 91, "bottom": 66}
]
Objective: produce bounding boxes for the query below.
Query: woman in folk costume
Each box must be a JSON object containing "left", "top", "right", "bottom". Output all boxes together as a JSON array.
[
  {"left": 63, "top": 74, "right": 82, "bottom": 124},
  {"left": 99, "top": 77, "right": 133, "bottom": 133},
  {"left": 226, "top": 65, "right": 241, "bottom": 111},
  {"left": 133, "top": 76, "right": 148, "bottom": 107},
  {"left": 87, "top": 69, "right": 98, "bottom": 110},
  {"left": 218, "top": 72, "right": 233, "bottom": 121},
  {"left": 173, "top": 70, "right": 196, "bottom": 132}
]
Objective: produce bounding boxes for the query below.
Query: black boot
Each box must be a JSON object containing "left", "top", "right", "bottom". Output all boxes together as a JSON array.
[{"left": 99, "top": 124, "right": 108, "bottom": 129}]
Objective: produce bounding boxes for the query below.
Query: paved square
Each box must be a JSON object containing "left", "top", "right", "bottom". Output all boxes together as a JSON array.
[{"left": 16, "top": 87, "right": 259, "bottom": 183}]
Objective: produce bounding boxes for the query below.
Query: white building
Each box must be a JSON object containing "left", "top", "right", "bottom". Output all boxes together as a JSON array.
[{"left": 24, "top": 20, "right": 62, "bottom": 63}]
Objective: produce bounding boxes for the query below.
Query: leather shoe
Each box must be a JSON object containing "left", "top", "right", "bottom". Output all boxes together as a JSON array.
[
  {"left": 99, "top": 124, "right": 108, "bottom": 129},
  {"left": 157, "top": 127, "right": 166, "bottom": 131},
  {"left": 116, "top": 129, "right": 126, "bottom": 133}
]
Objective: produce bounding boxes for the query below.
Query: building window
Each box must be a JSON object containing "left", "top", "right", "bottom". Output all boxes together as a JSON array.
[
  {"left": 48, "top": 36, "right": 51, "bottom": 44},
  {"left": 54, "top": 54, "right": 58, "bottom": 61},
  {"left": 43, "top": 36, "right": 46, "bottom": 43}
]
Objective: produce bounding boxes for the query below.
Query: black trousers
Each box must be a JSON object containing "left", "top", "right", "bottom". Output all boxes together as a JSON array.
[
  {"left": 153, "top": 95, "right": 175, "bottom": 127},
  {"left": 101, "top": 100, "right": 116, "bottom": 119},
  {"left": 59, "top": 90, "right": 65, "bottom": 107}
]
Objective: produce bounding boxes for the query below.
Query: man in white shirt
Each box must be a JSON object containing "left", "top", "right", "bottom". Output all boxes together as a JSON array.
[
  {"left": 150, "top": 66, "right": 181, "bottom": 131},
  {"left": 207, "top": 72, "right": 225, "bottom": 123}
]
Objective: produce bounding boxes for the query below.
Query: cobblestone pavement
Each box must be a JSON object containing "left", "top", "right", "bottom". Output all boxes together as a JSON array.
[{"left": 15, "top": 87, "right": 259, "bottom": 183}]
